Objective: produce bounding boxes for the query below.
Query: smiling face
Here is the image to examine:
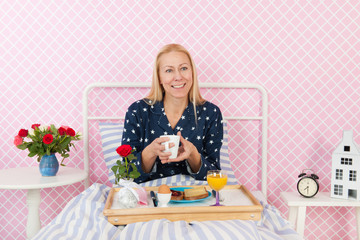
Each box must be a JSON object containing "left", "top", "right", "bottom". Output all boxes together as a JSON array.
[{"left": 158, "top": 51, "right": 193, "bottom": 102}]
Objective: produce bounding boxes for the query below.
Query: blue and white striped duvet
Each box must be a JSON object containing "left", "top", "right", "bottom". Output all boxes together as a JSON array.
[{"left": 32, "top": 183, "right": 301, "bottom": 240}]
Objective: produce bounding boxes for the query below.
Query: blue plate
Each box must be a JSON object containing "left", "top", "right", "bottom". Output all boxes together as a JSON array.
[{"left": 169, "top": 187, "right": 211, "bottom": 203}]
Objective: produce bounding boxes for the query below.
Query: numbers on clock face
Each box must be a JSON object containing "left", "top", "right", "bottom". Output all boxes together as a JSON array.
[{"left": 298, "top": 177, "right": 318, "bottom": 197}]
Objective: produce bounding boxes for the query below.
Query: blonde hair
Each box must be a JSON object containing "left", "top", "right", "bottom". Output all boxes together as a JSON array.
[{"left": 146, "top": 44, "right": 205, "bottom": 108}]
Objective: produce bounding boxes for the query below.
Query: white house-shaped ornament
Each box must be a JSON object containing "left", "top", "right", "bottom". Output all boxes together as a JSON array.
[{"left": 331, "top": 130, "right": 360, "bottom": 200}]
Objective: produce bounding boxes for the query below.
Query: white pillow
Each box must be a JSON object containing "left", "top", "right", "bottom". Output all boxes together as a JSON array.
[{"left": 98, "top": 121, "right": 238, "bottom": 186}]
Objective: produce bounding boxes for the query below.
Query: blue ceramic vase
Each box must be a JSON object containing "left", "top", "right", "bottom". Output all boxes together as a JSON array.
[{"left": 39, "top": 154, "right": 59, "bottom": 176}]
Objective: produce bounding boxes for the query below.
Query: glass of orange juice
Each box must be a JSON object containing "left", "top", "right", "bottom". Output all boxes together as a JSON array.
[{"left": 207, "top": 170, "right": 227, "bottom": 206}]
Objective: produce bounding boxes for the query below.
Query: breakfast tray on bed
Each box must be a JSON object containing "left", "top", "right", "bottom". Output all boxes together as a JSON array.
[{"left": 103, "top": 185, "right": 263, "bottom": 225}]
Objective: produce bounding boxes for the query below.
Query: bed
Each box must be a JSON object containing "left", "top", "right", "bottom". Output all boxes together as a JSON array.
[{"left": 32, "top": 82, "right": 301, "bottom": 240}]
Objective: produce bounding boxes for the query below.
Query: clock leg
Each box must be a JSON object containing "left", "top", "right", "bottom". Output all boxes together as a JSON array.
[{"left": 26, "top": 189, "right": 41, "bottom": 239}]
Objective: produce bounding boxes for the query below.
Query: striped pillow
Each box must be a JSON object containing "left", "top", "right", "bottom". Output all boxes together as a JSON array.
[{"left": 98, "top": 121, "right": 237, "bottom": 186}]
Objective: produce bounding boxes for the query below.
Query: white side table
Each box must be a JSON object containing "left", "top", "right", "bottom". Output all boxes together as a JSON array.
[
  {"left": 0, "top": 167, "right": 87, "bottom": 239},
  {"left": 280, "top": 191, "right": 360, "bottom": 239}
]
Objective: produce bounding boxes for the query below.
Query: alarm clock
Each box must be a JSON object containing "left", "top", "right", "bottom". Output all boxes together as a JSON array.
[{"left": 297, "top": 169, "right": 319, "bottom": 198}]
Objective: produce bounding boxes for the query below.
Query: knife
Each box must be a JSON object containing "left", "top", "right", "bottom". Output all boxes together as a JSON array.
[{"left": 150, "top": 191, "right": 157, "bottom": 207}]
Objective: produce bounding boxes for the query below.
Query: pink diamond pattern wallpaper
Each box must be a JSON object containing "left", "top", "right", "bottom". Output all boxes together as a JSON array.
[{"left": 1, "top": 1, "right": 359, "bottom": 239}]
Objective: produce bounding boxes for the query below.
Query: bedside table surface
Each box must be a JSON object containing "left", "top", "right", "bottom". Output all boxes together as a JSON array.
[
  {"left": 0, "top": 166, "right": 87, "bottom": 190},
  {"left": 280, "top": 191, "right": 360, "bottom": 207}
]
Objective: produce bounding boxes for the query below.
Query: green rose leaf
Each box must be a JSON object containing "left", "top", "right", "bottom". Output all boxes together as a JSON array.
[
  {"left": 127, "top": 154, "right": 137, "bottom": 161},
  {"left": 50, "top": 124, "right": 57, "bottom": 133},
  {"left": 28, "top": 152, "right": 37, "bottom": 157},
  {"left": 129, "top": 171, "right": 140, "bottom": 179},
  {"left": 17, "top": 144, "right": 28, "bottom": 150},
  {"left": 118, "top": 166, "right": 126, "bottom": 174},
  {"left": 60, "top": 137, "right": 71, "bottom": 148},
  {"left": 111, "top": 166, "right": 119, "bottom": 174}
]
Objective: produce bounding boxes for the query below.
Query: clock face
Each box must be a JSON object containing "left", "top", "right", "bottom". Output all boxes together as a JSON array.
[{"left": 297, "top": 177, "right": 319, "bottom": 198}]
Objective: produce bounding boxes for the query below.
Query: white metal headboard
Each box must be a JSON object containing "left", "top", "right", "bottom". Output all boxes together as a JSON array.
[{"left": 83, "top": 82, "right": 268, "bottom": 197}]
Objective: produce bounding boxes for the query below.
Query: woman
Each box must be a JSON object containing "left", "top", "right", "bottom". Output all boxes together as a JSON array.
[{"left": 122, "top": 44, "right": 223, "bottom": 183}]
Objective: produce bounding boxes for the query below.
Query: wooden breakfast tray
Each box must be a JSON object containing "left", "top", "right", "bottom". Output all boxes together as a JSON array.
[{"left": 103, "top": 185, "right": 263, "bottom": 225}]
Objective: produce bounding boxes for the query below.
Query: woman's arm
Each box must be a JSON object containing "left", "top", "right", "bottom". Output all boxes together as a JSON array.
[{"left": 189, "top": 106, "right": 223, "bottom": 180}]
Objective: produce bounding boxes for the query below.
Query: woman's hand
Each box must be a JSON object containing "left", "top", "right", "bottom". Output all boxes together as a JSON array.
[
  {"left": 141, "top": 137, "right": 173, "bottom": 172},
  {"left": 162, "top": 132, "right": 201, "bottom": 172}
]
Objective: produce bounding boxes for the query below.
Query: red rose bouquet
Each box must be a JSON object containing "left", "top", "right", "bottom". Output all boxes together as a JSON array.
[
  {"left": 14, "top": 124, "right": 81, "bottom": 165},
  {"left": 111, "top": 145, "right": 140, "bottom": 183}
]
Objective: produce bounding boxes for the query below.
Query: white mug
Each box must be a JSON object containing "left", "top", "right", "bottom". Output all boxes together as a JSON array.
[{"left": 160, "top": 135, "right": 180, "bottom": 159}]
